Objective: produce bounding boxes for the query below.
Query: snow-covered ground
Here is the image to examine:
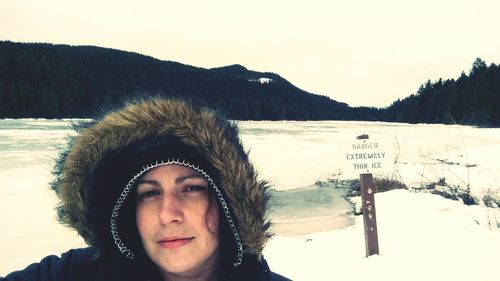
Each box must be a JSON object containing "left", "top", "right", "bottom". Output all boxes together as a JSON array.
[
  {"left": 1, "top": 119, "right": 499, "bottom": 280},
  {"left": 266, "top": 189, "right": 500, "bottom": 281}
]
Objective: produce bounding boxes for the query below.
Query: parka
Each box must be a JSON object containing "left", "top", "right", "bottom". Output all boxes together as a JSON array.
[{"left": 2, "top": 98, "right": 290, "bottom": 281}]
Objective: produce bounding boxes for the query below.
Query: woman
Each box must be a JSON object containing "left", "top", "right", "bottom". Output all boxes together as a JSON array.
[{"left": 2, "top": 98, "right": 289, "bottom": 281}]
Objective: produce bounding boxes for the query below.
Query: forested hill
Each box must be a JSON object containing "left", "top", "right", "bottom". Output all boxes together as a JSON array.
[
  {"left": 1, "top": 41, "right": 498, "bottom": 126},
  {"left": 0, "top": 41, "right": 380, "bottom": 120},
  {"left": 382, "top": 58, "right": 500, "bottom": 127}
]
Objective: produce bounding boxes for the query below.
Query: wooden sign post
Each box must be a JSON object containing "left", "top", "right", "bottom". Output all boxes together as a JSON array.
[
  {"left": 339, "top": 134, "right": 391, "bottom": 257},
  {"left": 357, "top": 134, "right": 379, "bottom": 257},
  {"left": 360, "top": 172, "right": 379, "bottom": 256}
]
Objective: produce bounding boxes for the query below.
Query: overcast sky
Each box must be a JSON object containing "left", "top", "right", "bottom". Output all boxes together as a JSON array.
[{"left": 2, "top": 0, "right": 500, "bottom": 107}]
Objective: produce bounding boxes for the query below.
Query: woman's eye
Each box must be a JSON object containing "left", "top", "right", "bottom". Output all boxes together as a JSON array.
[
  {"left": 184, "top": 185, "right": 206, "bottom": 192},
  {"left": 138, "top": 190, "right": 160, "bottom": 199}
]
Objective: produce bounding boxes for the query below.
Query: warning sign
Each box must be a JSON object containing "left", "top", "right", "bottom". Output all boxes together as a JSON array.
[{"left": 339, "top": 138, "right": 394, "bottom": 175}]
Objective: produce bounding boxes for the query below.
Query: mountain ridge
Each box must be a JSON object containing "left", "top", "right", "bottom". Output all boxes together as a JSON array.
[
  {"left": 0, "top": 41, "right": 364, "bottom": 120},
  {"left": 1, "top": 41, "right": 498, "bottom": 126}
]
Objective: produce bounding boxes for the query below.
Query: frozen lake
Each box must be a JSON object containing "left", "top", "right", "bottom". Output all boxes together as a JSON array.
[{"left": 1, "top": 119, "right": 500, "bottom": 279}]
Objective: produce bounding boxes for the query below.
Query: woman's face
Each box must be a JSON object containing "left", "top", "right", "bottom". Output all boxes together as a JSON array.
[{"left": 135, "top": 164, "right": 220, "bottom": 280}]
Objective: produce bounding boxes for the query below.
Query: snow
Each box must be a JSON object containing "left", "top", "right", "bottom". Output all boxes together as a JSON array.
[
  {"left": 249, "top": 77, "right": 272, "bottom": 84},
  {"left": 1, "top": 120, "right": 499, "bottom": 280},
  {"left": 265, "top": 190, "right": 500, "bottom": 281}
]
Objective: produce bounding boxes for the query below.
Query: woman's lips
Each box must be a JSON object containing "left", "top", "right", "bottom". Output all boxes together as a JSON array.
[{"left": 158, "top": 237, "right": 194, "bottom": 249}]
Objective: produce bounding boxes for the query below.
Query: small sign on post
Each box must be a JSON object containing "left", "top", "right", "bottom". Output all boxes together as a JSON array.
[
  {"left": 339, "top": 134, "right": 389, "bottom": 257},
  {"left": 338, "top": 135, "right": 393, "bottom": 176}
]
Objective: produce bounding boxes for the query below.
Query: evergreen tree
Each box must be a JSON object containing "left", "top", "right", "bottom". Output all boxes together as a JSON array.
[{"left": 470, "top": 57, "right": 487, "bottom": 75}]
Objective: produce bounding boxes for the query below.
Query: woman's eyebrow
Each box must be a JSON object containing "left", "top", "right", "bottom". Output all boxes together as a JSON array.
[
  {"left": 136, "top": 179, "right": 161, "bottom": 187},
  {"left": 175, "top": 174, "right": 206, "bottom": 184}
]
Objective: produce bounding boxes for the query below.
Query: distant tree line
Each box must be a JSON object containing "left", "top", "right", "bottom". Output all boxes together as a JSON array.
[
  {"left": 1, "top": 41, "right": 499, "bottom": 126},
  {"left": 382, "top": 58, "right": 500, "bottom": 127},
  {"left": 0, "top": 41, "right": 375, "bottom": 121}
]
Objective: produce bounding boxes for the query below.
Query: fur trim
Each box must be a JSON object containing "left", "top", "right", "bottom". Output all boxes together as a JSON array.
[{"left": 52, "top": 98, "right": 272, "bottom": 256}]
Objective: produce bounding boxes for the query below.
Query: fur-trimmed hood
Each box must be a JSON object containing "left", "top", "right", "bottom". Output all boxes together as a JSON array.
[{"left": 52, "top": 98, "right": 272, "bottom": 259}]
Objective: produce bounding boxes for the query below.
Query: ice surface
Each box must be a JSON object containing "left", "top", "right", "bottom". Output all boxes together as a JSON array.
[
  {"left": 238, "top": 121, "right": 500, "bottom": 200},
  {"left": 270, "top": 183, "right": 354, "bottom": 236},
  {"left": 1, "top": 120, "right": 499, "bottom": 279}
]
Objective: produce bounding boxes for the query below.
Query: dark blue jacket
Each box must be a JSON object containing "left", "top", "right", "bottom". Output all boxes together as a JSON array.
[{"left": 1, "top": 248, "right": 290, "bottom": 281}]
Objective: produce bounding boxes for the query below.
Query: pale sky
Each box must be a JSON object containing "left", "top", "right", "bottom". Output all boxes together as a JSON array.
[{"left": 1, "top": 0, "right": 500, "bottom": 107}]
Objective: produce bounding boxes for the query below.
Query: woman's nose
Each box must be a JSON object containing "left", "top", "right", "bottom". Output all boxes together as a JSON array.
[{"left": 159, "top": 194, "right": 184, "bottom": 224}]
